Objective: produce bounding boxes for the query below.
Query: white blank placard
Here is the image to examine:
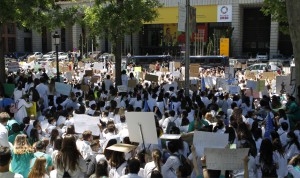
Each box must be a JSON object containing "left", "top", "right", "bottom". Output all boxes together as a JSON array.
[{"left": 125, "top": 112, "right": 158, "bottom": 144}]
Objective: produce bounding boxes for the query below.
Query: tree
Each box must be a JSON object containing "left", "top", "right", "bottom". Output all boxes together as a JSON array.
[
  {"left": 262, "top": 0, "right": 300, "bottom": 99},
  {"left": 0, "top": 0, "right": 80, "bottom": 83},
  {"left": 84, "top": 0, "right": 161, "bottom": 85}
]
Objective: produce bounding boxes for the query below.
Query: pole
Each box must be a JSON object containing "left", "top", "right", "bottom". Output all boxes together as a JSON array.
[
  {"left": 138, "top": 123, "right": 146, "bottom": 151},
  {"left": 184, "top": 0, "right": 190, "bottom": 97},
  {"left": 56, "top": 45, "right": 59, "bottom": 82}
]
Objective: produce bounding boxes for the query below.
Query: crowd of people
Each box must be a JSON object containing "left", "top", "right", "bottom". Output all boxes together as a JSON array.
[{"left": 0, "top": 63, "right": 300, "bottom": 178}]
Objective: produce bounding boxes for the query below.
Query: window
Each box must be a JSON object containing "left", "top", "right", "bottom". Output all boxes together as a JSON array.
[
  {"left": 24, "top": 38, "right": 32, "bottom": 52},
  {"left": 8, "top": 37, "right": 16, "bottom": 52},
  {"left": 7, "top": 24, "right": 15, "bottom": 34}
]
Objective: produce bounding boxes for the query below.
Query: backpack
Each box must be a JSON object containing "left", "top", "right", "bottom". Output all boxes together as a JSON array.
[
  {"left": 10, "top": 100, "right": 20, "bottom": 113},
  {"left": 174, "top": 154, "right": 192, "bottom": 177},
  {"left": 166, "top": 117, "right": 178, "bottom": 134}
]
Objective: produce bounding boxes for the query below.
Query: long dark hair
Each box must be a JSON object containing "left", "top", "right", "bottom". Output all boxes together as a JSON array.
[
  {"left": 259, "top": 138, "right": 274, "bottom": 169},
  {"left": 56, "top": 135, "right": 82, "bottom": 171},
  {"left": 287, "top": 131, "right": 300, "bottom": 150}
]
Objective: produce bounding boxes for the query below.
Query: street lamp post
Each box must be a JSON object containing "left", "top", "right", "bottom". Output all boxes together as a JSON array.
[{"left": 53, "top": 31, "right": 60, "bottom": 82}]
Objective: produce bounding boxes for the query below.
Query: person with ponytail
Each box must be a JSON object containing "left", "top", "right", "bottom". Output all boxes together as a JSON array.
[
  {"left": 28, "top": 157, "right": 49, "bottom": 178},
  {"left": 144, "top": 149, "right": 162, "bottom": 178}
]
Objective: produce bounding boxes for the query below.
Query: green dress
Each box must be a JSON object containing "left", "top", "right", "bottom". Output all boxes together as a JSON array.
[
  {"left": 10, "top": 150, "right": 34, "bottom": 178},
  {"left": 286, "top": 101, "right": 300, "bottom": 129}
]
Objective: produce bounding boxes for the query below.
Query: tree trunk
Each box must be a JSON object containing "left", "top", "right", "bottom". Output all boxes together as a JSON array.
[
  {"left": 286, "top": 0, "right": 300, "bottom": 100},
  {"left": 0, "top": 23, "right": 6, "bottom": 84},
  {"left": 113, "top": 36, "right": 122, "bottom": 86}
]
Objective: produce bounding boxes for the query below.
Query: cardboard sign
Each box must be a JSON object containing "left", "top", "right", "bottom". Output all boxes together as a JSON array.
[
  {"left": 149, "top": 64, "right": 156, "bottom": 71},
  {"left": 261, "top": 72, "right": 276, "bottom": 80},
  {"left": 91, "top": 76, "right": 100, "bottom": 83},
  {"left": 276, "top": 75, "right": 292, "bottom": 94},
  {"left": 245, "top": 70, "right": 256, "bottom": 80},
  {"left": 128, "top": 80, "right": 137, "bottom": 88},
  {"left": 106, "top": 144, "right": 137, "bottom": 153},
  {"left": 241, "top": 63, "right": 247, "bottom": 69},
  {"left": 85, "top": 70, "right": 93, "bottom": 76},
  {"left": 174, "top": 62, "right": 181, "bottom": 69},
  {"left": 81, "top": 85, "right": 90, "bottom": 93},
  {"left": 93, "top": 62, "right": 105, "bottom": 70},
  {"left": 117, "top": 85, "right": 127, "bottom": 92},
  {"left": 190, "top": 64, "right": 200, "bottom": 78},
  {"left": 204, "top": 148, "right": 249, "bottom": 170},
  {"left": 161, "top": 67, "right": 168, "bottom": 72},
  {"left": 234, "top": 62, "right": 242, "bottom": 68},
  {"left": 144, "top": 74, "right": 159, "bottom": 82}
]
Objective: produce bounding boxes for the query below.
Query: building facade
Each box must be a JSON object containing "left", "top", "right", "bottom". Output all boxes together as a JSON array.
[{"left": 2, "top": 0, "right": 293, "bottom": 58}]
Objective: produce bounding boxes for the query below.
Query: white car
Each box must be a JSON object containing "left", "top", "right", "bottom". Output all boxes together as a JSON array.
[
  {"left": 256, "top": 52, "right": 269, "bottom": 62},
  {"left": 43, "top": 51, "right": 56, "bottom": 59},
  {"left": 245, "top": 63, "right": 281, "bottom": 74},
  {"left": 28, "top": 52, "right": 43, "bottom": 59},
  {"left": 58, "top": 52, "right": 68, "bottom": 61}
]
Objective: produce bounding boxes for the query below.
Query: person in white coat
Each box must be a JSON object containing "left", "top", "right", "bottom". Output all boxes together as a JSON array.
[
  {"left": 53, "top": 135, "right": 87, "bottom": 178},
  {"left": 14, "top": 95, "right": 33, "bottom": 124},
  {"left": 35, "top": 78, "right": 49, "bottom": 110}
]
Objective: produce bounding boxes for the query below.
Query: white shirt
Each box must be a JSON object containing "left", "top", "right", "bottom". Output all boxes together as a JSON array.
[
  {"left": 161, "top": 154, "right": 181, "bottom": 178},
  {"left": 0, "top": 123, "right": 10, "bottom": 147},
  {"left": 287, "top": 165, "right": 300, "bottom": 178},
  {"left": 144, "top": 161, "right": 160, "bottom": 178},
  {"left": 162, "top": 116, "right": 180, "bottom": 133},
  {"left": 109, "top": 162, "right": 127, "bottom": 178},
  {"left": 274, "top": 151, "right": 288, "bottom": 178},
  {"left": 79, "top": 140, "right": 93, "bottom": 159},
  {"left": 285, "top": 143, "right": 300, "bottom": 160},
  {"left": 13, "top": 89, "right": 24, "bottom": 101},
  {"left": 14, "top": 99, "right": 33, "bottom": 124},
  {"left": 120, "top": 173, "right": 142, "bottom": 178},
  {"left": 0, "top": 172, "right": 23, "bottom": 178}
]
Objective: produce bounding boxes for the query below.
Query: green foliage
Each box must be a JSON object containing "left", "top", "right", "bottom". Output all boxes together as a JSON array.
[
  {"left": 0, "top": 0, "right": 80, "bottom": 32},
  {"left": 84, "top": 0, "right": 161, "bottom": 42},
  {"left": 261, "top": 0, "right": 289, "bottom": 34}
]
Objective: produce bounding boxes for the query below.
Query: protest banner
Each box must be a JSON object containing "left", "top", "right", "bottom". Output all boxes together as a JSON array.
[
  {"left": 81, "top": 85, "right": 89, "bottom": 93},
  {"left": 193, "top": 131, "right": 228, "bottom": 156},
  {"left": 234, "top": 62, "right": 242, "bottom": 69},
  {"left": 190, "top": 64, "right": 200, "bottom": 77},
  {"left": 257, "top": 80, "right": 265, "bottom": 92},
  {"left": 245, "top": 70, "right": 256, "bottom": 80},
  {"left": 128, "top": 80, "right": 137, "bottom": 88},
  {"left": 91, "top": 76, "right": 100, "bottom": 83},
  {"left": 78, "top": 61, "right": 84, "bottom": 68},
  {"left": 144, "top": 74, "right": 159, "bottom": 82},
  {"left": 216, "top": 78, "right": 227, "bottom": 90},
  {"left": 93, "top": 62, "right": 105, "bottom": 70},
  {"left": 7, "top": 62, "right": 20, "bottom": 72},
  {"left": 163, "top": 83, "right": 178, "bottom": 92},
  {"left": 55, "top": 82, "right": 72, "bottom": 96},
  {"left": 134, "top": 67, "right": 142, "bottom": 72},
  {"left": 3, "top": 83, "right": 15, "bottom": 97},
  {"left": 73, "top": 114, "right": 100, "bottom": 136},
  {"left": 246, "top": 80, "right": 257, "bottom": 90},
  {"left": 276, "top": 75, "right": 292, "bottom": 94},
  {"left": 161, "top": 67, "right": 168, "bottom": 72},
  {"left": 85, "top": 70, "right": 93, "bottom": 76},
  {"left": 174, "top": 62, "right": 181, "bottom": 69},
  {"left": 261, "top": 72, "right": 276, "bottom": 80},
  {"left": 65, "top": 72, "right": 73, "bottom": 81},
  {"left": 125, "top": 112, "right": 158, "bottom": 144},
  {"left": 228, "top": 85, "right": 240, "bottom": 95},
  {"left": 117, "top": 85, "right": 128, "bottom": 93},
  {"left": 204, "top": 148, "right": 249, "bottom": 170},
  {"left": 149, "top": 64, "right": 156, "bottom": 71},
  {"left": 245, "top": 89, "right": 261, "bottom": 98}
]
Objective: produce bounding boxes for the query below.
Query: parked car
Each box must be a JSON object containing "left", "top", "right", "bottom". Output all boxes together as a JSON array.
[
  {"left": 28, "top": 52, "right": 43, "bottom": 59},
  {"left": 256, "top": 52, "right": 269, "bottom": 62},
  {"left": 58, "top": 52, "right": 68, "bottom": 61},
  {"left": 43, "top": 51, "right": 56, "bottom": 59},
  {"left": 244, "top": 63, "right": 281, "bottom": 74}
]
